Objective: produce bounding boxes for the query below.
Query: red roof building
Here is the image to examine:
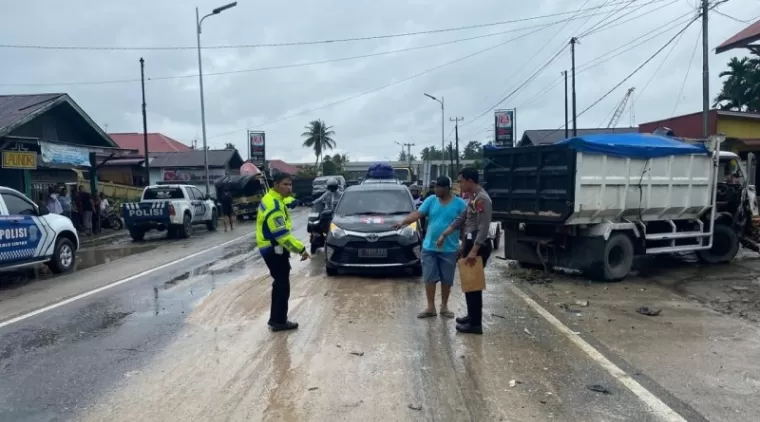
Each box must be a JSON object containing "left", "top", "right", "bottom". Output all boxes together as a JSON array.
[
  {"left": 716, "top": 19, "right": 760, "bottom": 54},
  {"left": 108, "top": 132, "right": 192, "bottom": 155},
  {"left": 268, "top": 159, "right": 298, "bottom": 174}
]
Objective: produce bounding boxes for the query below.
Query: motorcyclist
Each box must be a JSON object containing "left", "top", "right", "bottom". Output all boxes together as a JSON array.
[
  {"left": 409, "top": 184, "right": 423, "bottom": 208},
  {"left": 313, "top": 177, "right": 341, "bottom": 210}
]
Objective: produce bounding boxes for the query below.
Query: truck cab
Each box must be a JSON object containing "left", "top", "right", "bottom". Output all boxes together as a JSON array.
[{"left": 0, "top": 186, "right": 79, "bottom": 274}]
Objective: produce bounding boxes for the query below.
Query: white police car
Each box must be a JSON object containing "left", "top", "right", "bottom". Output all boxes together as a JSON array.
[{"left": 0, "top": 186, "right": 79, "bottom": 274}]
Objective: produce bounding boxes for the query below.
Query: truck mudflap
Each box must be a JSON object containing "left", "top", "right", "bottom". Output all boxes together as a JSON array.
[{"left": 123, "top": 202, "right": 171, "bottom": 227}]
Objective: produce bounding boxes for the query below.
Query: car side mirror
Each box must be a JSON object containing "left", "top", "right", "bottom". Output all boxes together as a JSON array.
[{"left": 38, "top": 205, "right": 50, "bottom": 216}]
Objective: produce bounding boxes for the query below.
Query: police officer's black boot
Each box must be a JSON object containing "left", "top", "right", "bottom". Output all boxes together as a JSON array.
[
  {"left": 269, "top": 321, "right": 299, "bottom": 332},
  {"left": 455, "top": 316, "right": 470, "bottom": 324},
  {"left": 456, "top": 291, "right": 483, "bottom": 335}
]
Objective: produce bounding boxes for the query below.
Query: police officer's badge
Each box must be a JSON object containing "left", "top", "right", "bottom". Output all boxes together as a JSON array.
[{"left": 29, "top": 225, "right": 39, "bottom": 242}]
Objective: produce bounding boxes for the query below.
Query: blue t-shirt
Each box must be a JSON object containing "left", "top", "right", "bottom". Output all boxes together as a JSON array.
[{"left": 419, "top": 195, "right": 467, "bottom": 253}]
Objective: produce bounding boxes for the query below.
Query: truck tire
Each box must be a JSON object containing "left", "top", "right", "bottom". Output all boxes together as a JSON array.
[
  {"left": 591, "top": 233, "right": 634, "bottom": 281},
  {"left": 130, "top": 229, "right": 145, "bottom": 241},
  {"left": 697, "top": 223, "right": 739, "bottom": 264},
  {"left": 176, "top": 213, "right": 192, "bottom": 238},
  {"left": 47, "top": 237, "right": 76, "bottom": 274},
  {"left": 206, "top": 209, "right": 218, "bottom": 231}
]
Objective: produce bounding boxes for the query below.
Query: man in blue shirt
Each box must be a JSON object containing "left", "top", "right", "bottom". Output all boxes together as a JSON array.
[{"left": 392, "top": 176, "right": 466, "bottom": 319}]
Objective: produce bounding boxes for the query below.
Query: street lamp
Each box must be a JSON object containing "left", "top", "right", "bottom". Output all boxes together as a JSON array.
[
  {"left": 424, "top": 93, "right": 444, "bottom": 176},
  {"left": 196, "top": 2, "right": 237, "bottom": 194}
]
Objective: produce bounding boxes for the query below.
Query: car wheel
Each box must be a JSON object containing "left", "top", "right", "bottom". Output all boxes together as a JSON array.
[
  {"left": 206, "top": 209, "right": 218, "bottom": 231},
  {"left": 109, "top": 215, "right": 124, "bottom": 230},
  {"left": 326, "top": 266, "right": 338, "bottom": 276},
  {"left": 129, "top": 229, "right": 145, "bottom": 241},
  {"left": 177, "top": 214, "right": 192, "bottom": 238},
  {"left": 47, "top": 237, "right": 76, "bottom": 274}
]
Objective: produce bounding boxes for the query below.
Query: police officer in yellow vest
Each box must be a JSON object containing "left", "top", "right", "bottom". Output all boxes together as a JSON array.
[{"left": 257, "top": 172, "right": 310, "bottom": 331}]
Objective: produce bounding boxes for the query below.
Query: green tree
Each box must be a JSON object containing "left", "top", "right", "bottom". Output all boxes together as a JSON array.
[
  {"left": 224, "top": 142, "right": 236, "bottom": 150},
  {"left": 301, "top": 119, "right": 336, "bottom": 168},
  {"left": 714, "top": 55, "right": 760, "bottom": 112},
  {"left": 296, "top": 166, "right": 318, "bottom": 178},
  {"left": 321, "top": 155, "right": 340, "bottom": 175},
  {"left": 420, "top": 146, "right": 443, "bottom": 161},
  {"left": 461, "top": 140, "right": 483, "bottom": 160},
  {"left": 398, "top": 150, "right": 418, "bottom": 162},
  {"left": 332, "top": 153, "right": 349, "bottom": 174}
]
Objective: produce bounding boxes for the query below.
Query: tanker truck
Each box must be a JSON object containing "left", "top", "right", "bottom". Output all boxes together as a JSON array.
[{"left": 484, "top": 132, "right": 758, "bottom": 280}]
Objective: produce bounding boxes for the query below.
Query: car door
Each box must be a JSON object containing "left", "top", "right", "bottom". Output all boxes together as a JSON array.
[
  {"left": 0, "top": 192, "right": 55, "bottom": 264},
  {"left": 189, "top": 187, "right": 207, "bottom": 222}
]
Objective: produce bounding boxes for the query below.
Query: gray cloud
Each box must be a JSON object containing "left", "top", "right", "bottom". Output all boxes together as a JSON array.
[{"left": 1, "top": 0, "right": 757, "bottom": 163}]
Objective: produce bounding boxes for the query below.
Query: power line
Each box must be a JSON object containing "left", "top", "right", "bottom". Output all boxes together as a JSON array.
[
  {"left": 580, "top": 0, "right": 678, "bottom": 38},
  {"left": 0, "top": 1, "right": 643, "bottom": 51},
  {"left": 207, "top": 22, "right": 554, "bottom": 140},
  {"left": 713, "top": 9, "right": 760, "bottom": 24},
  {"left": 0, "top": 9, "right": 638, "bottom": 88},
  {"left": 637, "top": 22, "right": 689, "bottom": 99},
  {"left": 533, "top": 15, "right": 700, "bottom": 144},
  {"left": 672, "top": 26, "right": 702, "bottom": 115}
]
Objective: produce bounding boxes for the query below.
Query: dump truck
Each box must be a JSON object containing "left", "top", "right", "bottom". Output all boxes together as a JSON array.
[{"left": 484, "top": 132, "right": 758, "bottom": 280}]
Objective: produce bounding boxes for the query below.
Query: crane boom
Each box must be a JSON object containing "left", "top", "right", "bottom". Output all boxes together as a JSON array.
[{"left": 607, "top": 87, "right": 635, "bottom": 128}]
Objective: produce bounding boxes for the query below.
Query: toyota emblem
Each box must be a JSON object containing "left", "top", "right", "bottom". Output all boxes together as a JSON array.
[{"left": 365, "top": 233, "right": 379, "bottom": 242}]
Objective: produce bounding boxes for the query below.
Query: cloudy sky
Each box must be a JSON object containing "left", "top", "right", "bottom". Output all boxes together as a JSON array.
[{"left": 1, "top": 0, "right": 758, "bottom": 163}]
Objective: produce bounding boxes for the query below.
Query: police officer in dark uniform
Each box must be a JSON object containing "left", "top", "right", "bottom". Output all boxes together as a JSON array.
[
  {"left": 439, "top": 167, "right": 493, "bottom": 335},
  {"left": 256, "top": 172, "right": 310, "bottom": 331}
]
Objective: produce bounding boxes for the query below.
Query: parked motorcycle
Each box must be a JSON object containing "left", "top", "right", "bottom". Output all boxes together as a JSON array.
[
  {"left": 100, "top": 209, "right": 124, "bottom": 230},
  {"left": 307, "top": 202, "right": 332, "bottom": 254}
]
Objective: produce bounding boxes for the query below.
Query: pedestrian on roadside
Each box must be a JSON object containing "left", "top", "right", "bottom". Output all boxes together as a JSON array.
[
  {"left": 392, "top": 176, "right": 467, "bottom": 319},
  {"left": 438, "top": 167, "right": 493, "bottom": 335},
  {"left": 46, "top": 186, "right": 63, "bottom": 214},
  {"left": 92, "top": 191, "right": 102, "bottom": 234},
  {"left": 219, "top": 189, "right": 234, "bottom": 232},
  {"left": 59, "top": 187, "right": 72, "bottom": 220},
  {"left": 78, "top": 186, "right": 93, "bottom": 236},
  {"left": 257, "top": 172, "right": 311, "bottom": 332}
]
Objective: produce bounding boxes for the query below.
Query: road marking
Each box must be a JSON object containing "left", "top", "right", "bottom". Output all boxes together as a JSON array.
[
  {"left": 0, "top": 232, "right": 255, "bottom": 329},
  {"left": 506, "top": 283, "right": 687, "bottom": 422}
]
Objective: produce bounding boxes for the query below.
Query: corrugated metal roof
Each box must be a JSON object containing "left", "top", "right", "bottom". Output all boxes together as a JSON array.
[
  {"left": 716, "top": 19, "right": 760, "bottom": 54},
  {"left": 0, "top": 93, "right": 65, "bottom": 132},
  {"left": 109, "top": 133, "right": 193, "bottom": 154},
  {"left": 149, "top": 149, "right": 243, "bottom": 168},
  {"left": 521, "top": 127, "right": 639, "bottom": 146}
]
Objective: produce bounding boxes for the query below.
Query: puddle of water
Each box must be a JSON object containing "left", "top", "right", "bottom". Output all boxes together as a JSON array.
[{"left": 77, "top": 245, "right": 159, "bottom": 271}]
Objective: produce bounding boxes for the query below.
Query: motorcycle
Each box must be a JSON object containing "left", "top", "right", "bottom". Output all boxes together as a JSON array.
[
  {"left": 307, "top": 202, "right": 332, "bottom": 254},
  {"left": 100, "top": 208, "right": 124, "bottom": 230}
]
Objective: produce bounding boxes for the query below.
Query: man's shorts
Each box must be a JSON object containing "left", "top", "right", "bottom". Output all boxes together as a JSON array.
[{"left": 421, "top": 250, "right": 458, "bottom": 286}]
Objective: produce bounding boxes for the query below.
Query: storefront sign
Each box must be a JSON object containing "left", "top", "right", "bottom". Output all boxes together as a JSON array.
[
  {"left": 2, "top": 151, "right": 38, "bottom": 169},
  {"left": 39, "top": 142, "right": 91, "bottom": 167},
  {"left": 494, "top": 109, "right": 516, "bottom": 147},
  {"left": 161, "top": 168, "right": 226, "bottom": 183},
  {"left": 248, "top": 131, "right": 266, "bottom": 170}
]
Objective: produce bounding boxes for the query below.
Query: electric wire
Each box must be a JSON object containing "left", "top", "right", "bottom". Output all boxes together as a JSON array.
[{"left": 671, "top": 26, "right": 702, "bottom": 115}]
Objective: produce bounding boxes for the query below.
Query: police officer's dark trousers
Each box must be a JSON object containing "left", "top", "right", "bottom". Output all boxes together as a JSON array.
[
  {"left": 461, "top": 236, "right": 492, "bottom": 327},
  {"left": 262, "top": 250, "right": 291, "bottom": 325}
]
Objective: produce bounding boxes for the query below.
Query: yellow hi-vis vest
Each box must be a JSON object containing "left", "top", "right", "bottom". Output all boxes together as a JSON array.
[{"left": 256, "top": 189, "right": 305, "bottom": 255}]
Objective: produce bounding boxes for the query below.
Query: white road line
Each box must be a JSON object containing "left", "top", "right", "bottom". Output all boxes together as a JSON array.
[
  {"left": 506, "top": 283, "right": 687, "bottom": 422},
  {"left": 0, "top": 232, "right": 255, "bottom": 330}
]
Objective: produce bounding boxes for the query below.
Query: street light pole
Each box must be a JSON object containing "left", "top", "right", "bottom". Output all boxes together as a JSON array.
[
  {"left": 196, "top": 2, "right": 237, "bottom": 194},
  {"left": 424, "top": 93, "right": 445, "bottom": 177}
]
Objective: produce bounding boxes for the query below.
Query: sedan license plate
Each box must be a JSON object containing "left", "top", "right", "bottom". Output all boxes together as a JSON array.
[{"left": 358, "top": 248, "right": 387, "bottom": 258}]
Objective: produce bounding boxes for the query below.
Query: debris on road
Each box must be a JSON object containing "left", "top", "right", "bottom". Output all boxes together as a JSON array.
[
  {"left": 308, "top": 387, "right": 319, "bottom": 391},
  {"left": 350, "top": 351, "right": 365, "bottom": 356},
  {"left": 730, "top": 286, "right": 749, "bottom": 292},
  {"left": 636, "top": 306, "right": 662, "bottom": 316},
  {"left": 586, "top": 384, "right": 612, "bottom": 394},
  {"left": 408, "top": 404, "right": 422, "bottom": 411},
  {"left": 509, "top": 379, "right": 522, "bottom": 388},
  {"left": 491, "top": 313, "right": 506, "bottom": 319},
  {"left": 574, "top": 300, "right": 590, "bottom": 307}
]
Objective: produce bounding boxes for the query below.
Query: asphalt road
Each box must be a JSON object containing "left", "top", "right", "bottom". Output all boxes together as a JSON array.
[{"left": 0, "top": 208, "right": 756, "bottom": 421}]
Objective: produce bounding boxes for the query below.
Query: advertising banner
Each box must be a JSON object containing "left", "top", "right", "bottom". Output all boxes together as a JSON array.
[
  {"left": 161, "top": 168, "right": 226, "bottom": 183},
  {"left": 494, "top": 109, "right": 516, "bottom": 147},
  {"left": 248, "top": 131, "right": 266, "bottom": 170},
  {"left": 2, "top": 151, "right": 37, "bottom": 169},
  {"left": 39, "top": 142, "right": 91, "bottom": 167}
]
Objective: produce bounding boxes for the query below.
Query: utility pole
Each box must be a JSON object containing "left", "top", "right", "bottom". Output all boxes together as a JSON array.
[
  {"left": 140, "top": 58, "right": 150, "bottom": 186},
  {"left": 450, "top": 117, "right": 463, "bottom": 171},
  {"left": 400, "top": 142, "right": 415, "bottom": 169},
  {"left": 562, "top": 70, "right": 569, "bottom": 139},
  {"left": 570, "top": 38, "right": 578, "bottom": 136},
  {"left": 701, "top": 0, "right": 709, "bottom": 137},
  {"left": 447, "top": 141, "right": 455, "bottom": 178}
]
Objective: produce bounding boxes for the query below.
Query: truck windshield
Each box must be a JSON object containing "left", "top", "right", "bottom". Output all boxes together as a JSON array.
[
  {"left": 336, "top": 189, "right": 414, "bottom": 216},
  {"left": 143, "top": 187, "right": 185, "bottom": 200}
]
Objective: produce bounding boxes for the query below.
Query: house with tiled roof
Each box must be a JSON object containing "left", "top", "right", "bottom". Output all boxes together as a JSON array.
[{"left": 108, "top": 132, "right": 192, "bottom": 155}]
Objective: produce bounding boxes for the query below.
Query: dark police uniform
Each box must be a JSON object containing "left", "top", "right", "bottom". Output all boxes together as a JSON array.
[
  {"left": 256, "top": 188, "right": 306, "bottom": 329},
  {"left": 451, "top": 186, "right": 493, "bottom": 333}
]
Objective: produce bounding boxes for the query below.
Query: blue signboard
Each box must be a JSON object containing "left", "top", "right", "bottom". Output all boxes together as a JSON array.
[
  {"left": 0, "top": 215, "right": 42, "bottom": 263},
  {"left": 39, "top": 141, "right": 91, "bottom": 167}
]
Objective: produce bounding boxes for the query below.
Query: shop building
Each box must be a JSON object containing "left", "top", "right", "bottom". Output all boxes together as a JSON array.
[{"left": 148, "top": 149, "right": 244, "bottom": 196}]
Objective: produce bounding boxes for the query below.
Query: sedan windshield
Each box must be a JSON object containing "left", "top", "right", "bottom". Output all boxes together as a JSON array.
[{"left": 336, "top": 189, "right": 414, "bottom": 216}]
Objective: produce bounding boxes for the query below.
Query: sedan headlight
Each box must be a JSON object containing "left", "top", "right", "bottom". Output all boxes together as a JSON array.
[
  {"left": 329, "top": 223, "right": 346, "bottom": 239},
  {"left": 399, "top": 225, "right": 416, "bottom": 238}
]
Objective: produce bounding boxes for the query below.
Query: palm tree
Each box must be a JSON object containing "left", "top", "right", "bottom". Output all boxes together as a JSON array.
[
  {"left": 332, "top": 153, "right": 349, "bottom": 173},
  {"left": 714, "top": 56, "right": 760, "bottom": 112},
  {"left": 301, "top": 119, "right": 336, "bottom": 168}
]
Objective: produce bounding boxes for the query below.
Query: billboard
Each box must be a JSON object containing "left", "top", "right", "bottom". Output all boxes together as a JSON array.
[
  {"left": 248, "top": 131, "right": 266, "bottom": 170},
  {"left": 494, "top": 109, "right": 516, "bottom": 147}
]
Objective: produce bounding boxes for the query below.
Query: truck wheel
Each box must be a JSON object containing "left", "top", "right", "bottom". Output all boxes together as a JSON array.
[
  {"left": 130, "top": 229, "right": 145, "bottom": 241},
  {"left": 594, "top": 233, "right": 634, "bottom": 281},
  {"left": 177, "top": 214, "right": 192, "bottom": 238},
  {"left": 47, "top": 237, "right": 76, "bottom": 274},
  {"left": 206, "top": 209, "right": 218, "bottom": 231},
  {"left": 697, "top": 223, "right": 739, "bottom": 264}
]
